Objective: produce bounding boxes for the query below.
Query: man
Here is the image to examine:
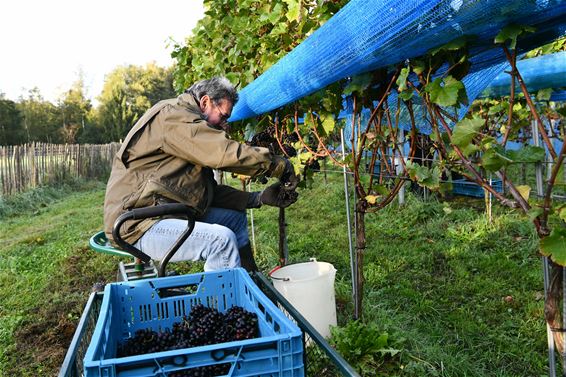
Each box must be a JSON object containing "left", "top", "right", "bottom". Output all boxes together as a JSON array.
[{"left": 104, "top": 77, "right": 298, "bottom": 272}]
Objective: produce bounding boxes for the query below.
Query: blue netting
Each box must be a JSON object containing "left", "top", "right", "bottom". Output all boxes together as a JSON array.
[
  {"left": 341, "top": 50, "right": 565, "bottom": 142},
  {"left": 551, "top": 90, "right": 566, "bottom": 101},
  {"left": 481, "top": 51, "right": 566, "bottom": 97},
  {"left": 230, "top": 0, "right": 566, "bottom": 122},
  {"left": 371, "top": 51, "right": 566, "bottom": 136}
]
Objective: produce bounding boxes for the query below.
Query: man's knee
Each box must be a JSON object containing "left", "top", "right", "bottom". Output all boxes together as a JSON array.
[
  {"left": 210, "top": 224, "right": 239, "bottom": 251},
  {"left": 204, "top": 225, "right": 241, "bottom": 270}
]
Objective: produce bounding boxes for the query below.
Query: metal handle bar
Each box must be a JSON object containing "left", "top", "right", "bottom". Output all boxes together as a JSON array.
[{"left": 112, "top": 204, "right": 197, "bottom": 275}]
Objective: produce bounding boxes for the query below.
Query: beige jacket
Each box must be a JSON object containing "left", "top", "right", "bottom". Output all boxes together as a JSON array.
[{"left": 103, "top": 93, "right": 273, "bottom": 244}]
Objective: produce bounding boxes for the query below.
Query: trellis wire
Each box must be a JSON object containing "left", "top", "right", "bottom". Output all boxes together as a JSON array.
[{"left": 544, "top": 257, "right": 557, "bottom": 377}]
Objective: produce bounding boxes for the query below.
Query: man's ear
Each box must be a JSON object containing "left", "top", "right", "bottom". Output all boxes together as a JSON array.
[{"left": 199, "top": 95, "right": 210, "bottom": 111}]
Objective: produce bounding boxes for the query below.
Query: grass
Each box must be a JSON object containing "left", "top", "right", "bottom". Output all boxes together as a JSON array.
[
  {"left": 0, "top": 181, "right": 117, "bottom": 376},
  {"left": 247, "top": 175, "right": 547, "bottom": 376},
  {"left": 0, "top": 174, "right": 549, "bottom": 376}
]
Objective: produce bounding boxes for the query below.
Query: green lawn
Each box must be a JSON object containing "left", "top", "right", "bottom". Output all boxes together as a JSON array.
[{"left": 0, "top": 175, "right": 549, "bottom": 376}]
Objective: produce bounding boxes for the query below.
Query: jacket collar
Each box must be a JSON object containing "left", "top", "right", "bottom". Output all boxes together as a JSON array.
[{"left": 178, "top": 92, "right": 203, "bottom": 115}]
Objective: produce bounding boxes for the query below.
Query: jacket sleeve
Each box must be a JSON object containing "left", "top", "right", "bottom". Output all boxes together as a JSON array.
[
  {"left": 159, "top": 110, "right": 273, "bottom": 177},
  {"left": 211, "top": 184, "right": 252, "bottom": 211}
]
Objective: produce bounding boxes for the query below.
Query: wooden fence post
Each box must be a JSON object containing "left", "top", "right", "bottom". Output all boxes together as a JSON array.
[{"left": 0, "top": 142, "right": 119, "bottom": 197}]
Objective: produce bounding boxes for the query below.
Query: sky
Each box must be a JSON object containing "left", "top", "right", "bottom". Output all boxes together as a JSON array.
[{"left": 0, "top": 0, "right": 205, "bottom": 103}]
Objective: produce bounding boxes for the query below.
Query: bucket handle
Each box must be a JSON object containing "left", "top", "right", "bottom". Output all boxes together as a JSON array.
[
  {"left": 269, "top": 258, "right": 321, "bottom": 281},
  {"left": 268, "top": 265, "right": 290, "bottom": 281}
]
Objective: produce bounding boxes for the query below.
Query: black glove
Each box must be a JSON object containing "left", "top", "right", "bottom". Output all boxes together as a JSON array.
[
  {"left": 269, "top": 156, "right": 299, "bottom": 190},
  {"left": 250, "top": 183, "right": 298, "bottom": 208},
  {"left": 262, "top": 183, "right": 299, "bottom": 208}
]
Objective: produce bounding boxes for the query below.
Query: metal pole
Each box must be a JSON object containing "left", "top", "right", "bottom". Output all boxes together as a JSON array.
[
  {"left": 341, "top": 128, "right": 356, "bottom": 301},
  {"left": 544, "top": 257, "right": 557, "bottom": 377},
  {"left": 421, "top": 145, "right": 429, "bottom": 200},
  {"left": 533, "top": 119, "right": 556, "bottom": 376},
  {"left": 397, "top": 129, "right": 405, "bottom": 206},
  {"left": 249, "top": 207, "right": 257, "bottom": 252},
  {"left": 246, "top": 182, "right": 257, "bottom": 252},
  {"left": 487, "top": 174, "right": 493, "bottom": 223},
  {"left": 278, "top": 208, "right": 288, "bottom": 266}
]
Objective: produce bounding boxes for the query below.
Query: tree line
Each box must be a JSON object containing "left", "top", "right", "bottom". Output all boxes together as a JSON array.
[{"left": 0, "top": 63, "right": 176, "bottom": 146}]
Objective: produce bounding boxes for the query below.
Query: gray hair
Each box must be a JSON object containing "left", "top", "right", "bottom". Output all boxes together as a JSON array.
[{"left": 186, "top": 77, "right": 239, "bottom": 105}]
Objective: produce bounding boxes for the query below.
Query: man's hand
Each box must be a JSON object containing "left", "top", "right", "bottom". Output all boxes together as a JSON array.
[
  {"left": 260, "top": 183, "right": 298, "bottom": 208},
  {"left": 269, "top": 156, "right": 299, "bottom": 190}
]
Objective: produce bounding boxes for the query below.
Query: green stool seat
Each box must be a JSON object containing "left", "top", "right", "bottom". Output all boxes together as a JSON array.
[
  {"left": 89, "top": 231, "right": 158, "bottom": 281},
  {"left": 89, "top": 231, "right": 132, "bottom": 258}
]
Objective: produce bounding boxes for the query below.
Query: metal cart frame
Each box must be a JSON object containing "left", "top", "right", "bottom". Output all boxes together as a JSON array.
[
  {"left": 59, "top": 203, "right": 359, "bottom": 376},
  {"left": 58, "top": 273, "right": 359, "bottom": 377}
]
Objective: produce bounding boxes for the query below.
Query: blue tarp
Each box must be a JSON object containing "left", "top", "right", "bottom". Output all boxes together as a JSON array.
[
  {"left": 341, "top": 51, "right": 566, "bottom": 144},
  {"left": 229, "top": 0, "right": 566, "bottom": 122},
  {"left": 480, "top": 51, "right": 566, "bottom": 97}
]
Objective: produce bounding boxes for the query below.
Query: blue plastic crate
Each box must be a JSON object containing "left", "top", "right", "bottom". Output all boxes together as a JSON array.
[
  {"left": 83, "top": 268, "right": 304, "bottom": 377},
  {"left": 452, "top": 179, "right": 503, "bottom": 198}
]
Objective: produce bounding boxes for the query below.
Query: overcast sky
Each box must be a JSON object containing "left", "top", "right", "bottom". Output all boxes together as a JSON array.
[{"left": 0, "top": 0, "right": 205, "bottom": 103}]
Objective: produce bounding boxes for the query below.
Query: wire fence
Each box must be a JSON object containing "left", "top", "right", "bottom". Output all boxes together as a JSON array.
[
  {"left": 1, "top": 141, "right": 564, "bottom": 200},
  {"left": 313, "top": 152, "right": 566, "bottom": 200},
  {"left": 0, "top": 142, "right": 120, "bottom": 197}
]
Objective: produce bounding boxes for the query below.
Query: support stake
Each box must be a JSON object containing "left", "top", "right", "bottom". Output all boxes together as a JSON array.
[{"left": 341, "top": 128, "right": 357, "bottom": 312}]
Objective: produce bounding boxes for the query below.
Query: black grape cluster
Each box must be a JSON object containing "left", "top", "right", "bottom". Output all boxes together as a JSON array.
[
  {"left": 224, "top": 306, "right": 259, "bottom": 340},
  {"left": 117, "top": 304, "right": 259, "bottom": 360},
  {"left": 305, "top": 158, "right": 321, "bottom": 172},
  {"left": 249, "top": 127, "right": 297, "bottom": 157}
]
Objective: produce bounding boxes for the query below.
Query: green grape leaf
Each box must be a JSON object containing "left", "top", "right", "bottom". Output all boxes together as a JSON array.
[
  {"left": 460, "top": 143, "right": 480, "bottom": 157},
  {"left": 480, "top": 136, "right": 498, "bottom": 148},
  {"left": 405, "top": 161, "right": 441, "bottom": 190},
  {"left": 425, "top": 76, "right": 467, "bottom": 107},
  {"left": 342, "top": 154, "right": 354, "bottom": 170},
  {"left": 411, "top": 59, "right": 426, "bottom": 75},
  {"left": 270, "top": 23, "right": 288, "bottom": 36},
  {"left": 536, "top": 88, "right": 553, "bottom": 101},
  {"left": 488, "top": 101, "right": 506, "bottom": 115},
  {"left": 508, "top": 145, "right": 546, "bottom": 163},
  {"left": 429, "top": 35, "right": 471, "bottom": 55},
  {"left": 451, "top": 117, "right": 484, "bottom": 148},
  {"left": 373, "top": 184, "right": 390, "bottom": 196},
  {"left": 268, "top": 3, "right": 284, "bottom": 24},
  {"left": 399, "top": 89, "right": 414, "bottom": 101},
  {"left": 494, "top": 24, "right": 536, "bottom": 50},
  {"left": 540, "top": 228, "right": 566, "bottom": 266},
  {"left": 396, "top": 68, "right": 410, "bottom": 92},
  {"left": 481, "top": 146, "right": 513, "bottom": 172},
  {"left": 528, "top": 206, "right": 544, "bottom": 221},
  {"left": 320, "top": 113, "right": 335, "bottom": 136},
  {"left": 343, "top": 73, "right": 373, "bottom": 96},
  {"left": 283, "top": 0, "right": 300, "bottom": 21},
  {"left": 450, "top": 76, "right": 469, "bottom": 106},
  {"left": 559, "top": 207, "right": 566, "bottom": 222}
]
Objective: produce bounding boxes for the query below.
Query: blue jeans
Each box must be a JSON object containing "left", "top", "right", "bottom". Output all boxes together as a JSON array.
[{"left": 135, "top": 207, "right": 249, "bottom": 271}]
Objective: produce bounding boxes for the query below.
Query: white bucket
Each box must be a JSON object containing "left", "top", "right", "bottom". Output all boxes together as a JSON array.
[{"left": 270, "top": 259, "right": 337, "bottom": 338}]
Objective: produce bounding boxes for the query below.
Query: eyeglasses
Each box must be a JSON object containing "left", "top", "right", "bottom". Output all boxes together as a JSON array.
[{"left": 213, "top": 102, "right": 231, "bottom": 123}]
